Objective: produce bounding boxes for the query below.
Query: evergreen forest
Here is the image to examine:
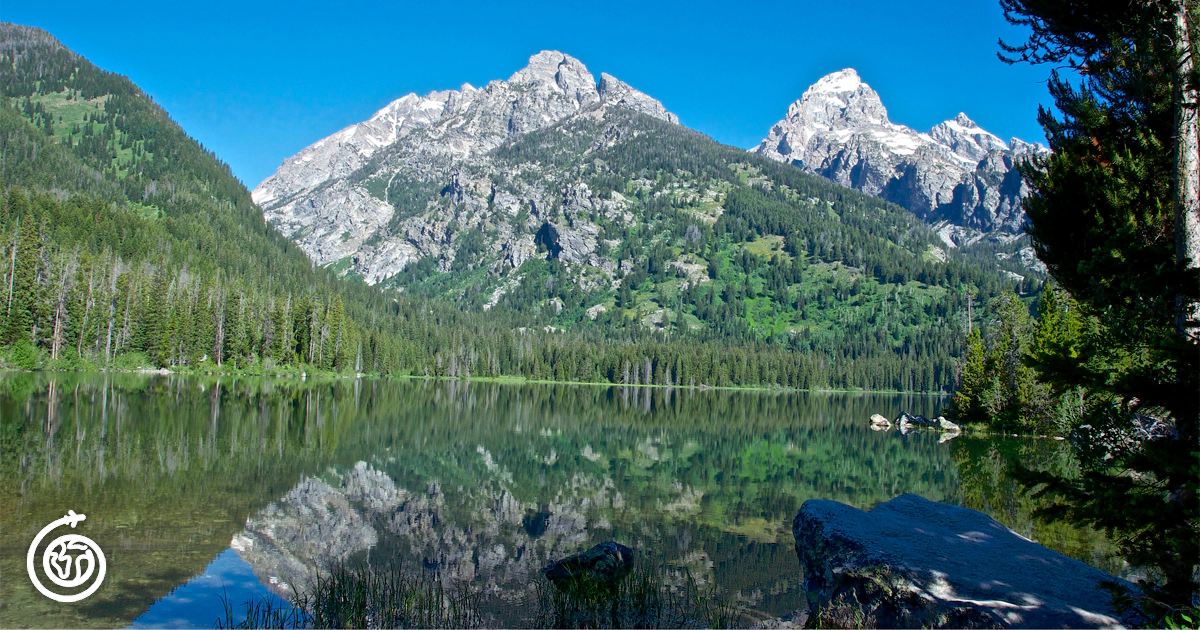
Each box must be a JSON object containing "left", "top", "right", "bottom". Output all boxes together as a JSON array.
[{"left": 0, "top": 23, "right": 1033, "bottom": 392}]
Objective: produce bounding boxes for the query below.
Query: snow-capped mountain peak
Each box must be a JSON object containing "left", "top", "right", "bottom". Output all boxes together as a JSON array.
[
  {"left": 785, "top": 67, "right": 888, "bottom": 128},
  {"left": 929, "top": 112, "right": 1010, "bottom": 164},
  {"left": 754, "top": 69, "right": 1047, "bottom": 233},
  {"left": 810, "top": 68, "right": 863, "bottom": 94},
  {"left": 252, "top": 51, "right": 676, "bottom": 284}
]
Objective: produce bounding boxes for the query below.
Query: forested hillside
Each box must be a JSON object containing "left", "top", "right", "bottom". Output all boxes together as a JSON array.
[
  {"left": 0, "top": 23, "right": 402, "bottom": 373},
  {"left": 0, "top": 23, "right": 1028, "bottom": 391},
  {"left": 371, "top": 107, "right": 1034, "bottom": 390}
]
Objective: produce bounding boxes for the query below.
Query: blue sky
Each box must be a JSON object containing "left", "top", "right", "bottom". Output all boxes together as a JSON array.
[{"left": 3, "top": 0, "right": 1051, "bottom": 188}]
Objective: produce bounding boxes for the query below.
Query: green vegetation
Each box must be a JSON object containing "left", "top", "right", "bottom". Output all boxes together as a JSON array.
[
  {"left": 298, "top": 564, "right": 482, "bottom": 629},
  {"left": 217, "top": 593, "right": 309, "bottom": 630},
  {"left": 376, "top": 107, "right": 1033, "bottom": 391},
  {"left": 0, "top": 24, "right": 399, "bottom": 375},
  {"left": 533, "top": 563, "right": 734, "bottom": 629},
  {"left": 949, "top": 0, "right": 1200, "bottom": 621},
  {"left": 949, "top": 286, "right": 1083, "bottom": 434},
  {"left": 0, "top": 23, "right": 1032, "bottom": 392}
]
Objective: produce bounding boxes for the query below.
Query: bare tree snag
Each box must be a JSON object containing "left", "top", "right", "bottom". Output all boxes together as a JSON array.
[{"left": 1175, "top": 0, "right": 1200, "bottom": 340}]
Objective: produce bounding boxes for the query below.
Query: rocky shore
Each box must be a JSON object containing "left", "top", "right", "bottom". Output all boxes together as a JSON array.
[{"left": 792, "top": 494, "right": 1141, "bottom": 628}]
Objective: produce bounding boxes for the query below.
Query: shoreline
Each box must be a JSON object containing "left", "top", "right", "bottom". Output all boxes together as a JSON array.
[{"left": 0, "top": 365, "right": 952, "bottom": 397}]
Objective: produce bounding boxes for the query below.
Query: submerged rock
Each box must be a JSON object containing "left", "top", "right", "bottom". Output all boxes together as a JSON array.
[
  {"left": 542, "top": 541, "right": 634, "bottom": 592},
  {"left": 869, "top": 414, "right": 892, "bottom": 431},
  {"left": 793, "top": 494, "right": 1140, "bottom": 628}
]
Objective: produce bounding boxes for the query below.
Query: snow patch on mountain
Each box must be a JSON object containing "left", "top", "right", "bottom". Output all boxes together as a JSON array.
[
  {"left": 753, "top": 69, "right": 1048, "bottom": 234},
  {"left": 253, "top": 51, "right": 677, "bottom": 284}
]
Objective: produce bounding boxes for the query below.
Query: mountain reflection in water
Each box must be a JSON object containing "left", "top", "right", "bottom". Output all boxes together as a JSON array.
[{"left": 0, "top": 374, "right": 1118, "bottom": 628}]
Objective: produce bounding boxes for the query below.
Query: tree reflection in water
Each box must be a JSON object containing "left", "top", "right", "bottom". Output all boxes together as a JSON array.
[{"left": 0, "top": 374, "right": 1112, "bottom": 627}]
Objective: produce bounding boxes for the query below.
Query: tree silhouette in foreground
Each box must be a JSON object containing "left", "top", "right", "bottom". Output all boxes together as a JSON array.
[{"left": 999, "top": 0, "right": 1199, "bottom": 617}]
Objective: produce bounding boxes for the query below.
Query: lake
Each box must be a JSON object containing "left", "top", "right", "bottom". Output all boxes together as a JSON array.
[{"left": 0, "top": 374, "right": 1120, "bottom": 628}]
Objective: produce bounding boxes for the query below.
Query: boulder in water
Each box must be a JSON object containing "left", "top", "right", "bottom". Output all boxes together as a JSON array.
[
  {"left": 895, "top": 411, "right": 935, "bottom": 429},
  {"left": 937, "top": 416, "right": 962, "bottom": 433},
  {"left": 895, "top": 412, "right": 961, "bottom": 433},
  {"left": 869, "top": 414, "right": 892, "bottom": 431},
  {"left": 542, "top": 541, "right": 634, "bottom": 593}
]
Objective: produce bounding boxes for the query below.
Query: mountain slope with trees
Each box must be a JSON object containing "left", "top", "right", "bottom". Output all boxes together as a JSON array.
[{"left": 0, "top": 23, "right": 1027, "bottom": 392}]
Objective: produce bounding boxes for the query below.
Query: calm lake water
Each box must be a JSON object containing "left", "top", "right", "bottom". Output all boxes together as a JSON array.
[{"left": 0, "top": 374, "right": 1120, "bottom": 628}]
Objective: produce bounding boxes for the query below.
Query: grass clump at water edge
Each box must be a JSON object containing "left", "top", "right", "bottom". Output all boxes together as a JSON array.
[
  {"left": 217, "top": 561, "right": 736, "bottom": 628},
  {"left": 215, "top": 586, "right": 309, "bottom": 629},
  {"left": 532, "top": 562, "right": 736, "bottom": 629}
]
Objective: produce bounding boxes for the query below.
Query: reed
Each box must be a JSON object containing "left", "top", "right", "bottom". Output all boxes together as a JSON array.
[
  {"left": 530, "top": 562, "right": 735, "bottom": 629},
  {"left": 216, "top": 561, "right": 735, "bottom": 628},
  {"left": 215, "top": 588, "right": 309, "bottom": 629},
  {"left": 298, "top": 564, "right": 482, "bottom": 629}
]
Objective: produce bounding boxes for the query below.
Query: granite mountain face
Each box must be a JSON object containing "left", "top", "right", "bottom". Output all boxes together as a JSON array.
[
  {"left": 252, "top": 51, "right": 678, "bottom": 286},
  {"left": 250, "top": 51, "right": 1030, "bottom": 369},
  {"left": 257, "top": 60, "right": 1044, "bottom": 298},
  {"left": 753, "top": 69, "right": 1047, "bottom": 243}
]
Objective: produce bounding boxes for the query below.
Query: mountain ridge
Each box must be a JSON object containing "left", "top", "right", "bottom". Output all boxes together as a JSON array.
[
  {"left": 242, "top": 47, "right": 1031, "bottom": 394},
  {"left": 258, "top": 58, "right": 1046, "bottom": 289},
  {"left": 252, "top": 51, "right": 677, "bottom": 281},
  {"left": 752, "top": 68, "right": 1047, "bottom": 238}
]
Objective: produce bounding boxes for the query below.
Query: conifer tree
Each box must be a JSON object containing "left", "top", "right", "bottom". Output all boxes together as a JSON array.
[
  {"left": 952, "top": 329, "right": 987, "bottom": 423},
  {"left": 5, "top": 189, "right": 39, "bottom": 345},
  {"left": 1000, "top": 0, "right": 1199, "bottom": 614}
]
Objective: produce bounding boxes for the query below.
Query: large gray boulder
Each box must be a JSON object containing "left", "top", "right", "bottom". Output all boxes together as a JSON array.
[{"left": 793, "top": 494, "right": 1140, "bottom": 628}]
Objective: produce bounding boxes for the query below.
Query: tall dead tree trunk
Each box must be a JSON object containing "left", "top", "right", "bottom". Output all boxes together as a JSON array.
[
  {"left": 77, "top": 267, "right": 94, "bottom": 358},
  {"left": 6, "top": 221, "right": 17, "bottom": 314},
  {"left": 212, "top": 284, "right": 225, "bottom": 367},
  {"left": 104, "top": 263, "right": 120, "bottom": 364},
  {"left": 1174, "top": 0, "right": 1200, "bottom": 340},
  {"left": 49, "top": 252, "right": 77, "bottom": 360}
]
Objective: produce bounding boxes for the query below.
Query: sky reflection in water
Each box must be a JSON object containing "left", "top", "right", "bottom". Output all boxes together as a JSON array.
[{"left": 0, "top": 374, "right": 1112, "bottom": 627}]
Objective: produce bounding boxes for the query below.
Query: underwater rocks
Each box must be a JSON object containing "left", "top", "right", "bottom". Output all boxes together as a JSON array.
[
  {"left": 792, "top": 494, "right": 1141, "bottom": 628},
  {"left": 232, "top": 461, "right": 628, "bottom": 600},
  {"left": 542, "top": 541, "right": 635, "bottom": 593}
]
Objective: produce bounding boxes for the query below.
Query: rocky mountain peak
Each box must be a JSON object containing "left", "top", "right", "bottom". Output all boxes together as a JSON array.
[
  {"left": 254, "top": 51, "right": 680, "bottom": 282},
  {"left": 929, "top": 112, "right": 1009, "bottom": 163},
  {"left": 754, "top": 69, "right": 1048, "bottom": 235},
  {"left": 1008, "top": 136, "right": 1046, "bottom": 158},
  {"left": 785, "top": 68, "right": 889, "bottom": 129},
  {"left": 508, "top": 51, "right": 599, "bottom": 108},
  {"left": 598, "top": 72, "right": 679, "bottom": 124}
]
